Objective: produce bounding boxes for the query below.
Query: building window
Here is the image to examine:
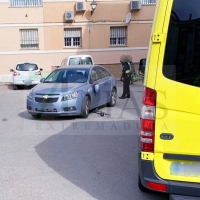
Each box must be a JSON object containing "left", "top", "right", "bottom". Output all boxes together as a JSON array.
[
  {"left": 64, "top": 28, "right": 81, "bottom": 47},
  {"left": 20, "top": 29, "right": 39, "bottom": 49},
  {"left": 110, "top": 27, "right": 127, "bottom": 46},
  {"left": 141, "top": 0, "right": 156, "bottom": 5},
  {"left": 10, "top": 0, "right": 42, "bottom": 7}
]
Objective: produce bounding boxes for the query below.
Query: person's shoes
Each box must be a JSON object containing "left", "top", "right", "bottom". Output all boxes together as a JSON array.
[
  {"left": 119, "top": 96, "right": 126, "bottom": 99},
  {"left": 126, "top": 94, "right": 130, "bottom": 98}
]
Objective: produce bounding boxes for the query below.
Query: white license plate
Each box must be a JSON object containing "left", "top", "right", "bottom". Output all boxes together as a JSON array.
[{"left": 170, "top": 161, "right": 200, "bottom": 177}]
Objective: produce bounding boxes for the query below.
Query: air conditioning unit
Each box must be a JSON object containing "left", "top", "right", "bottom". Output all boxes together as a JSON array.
[
  {"left": 76, "top": 2, "right": 86, "bottom": 12},
  {"left": 130, "top": 1, "right": 141, "bottom": 10},
  {"left": 64, "top": 11, "right": 74, "bottom": 21}
]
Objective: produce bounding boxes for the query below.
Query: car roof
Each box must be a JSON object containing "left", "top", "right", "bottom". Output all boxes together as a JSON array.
[
  {"left": 16, "top": 62, "right": 37, "bottom": 65},
  {"left": 63, "top": 55, "right": 92, "bottom": 59},
  {"left": 58, "top": 65, "right": 94, "bottom": 70}
]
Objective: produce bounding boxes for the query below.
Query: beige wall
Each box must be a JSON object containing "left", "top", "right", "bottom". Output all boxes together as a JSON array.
[
  {"left": 130, "top": 23, "right": 152, "bottom": 46},
  {"left": 43, "top": 26, "right": 64, "bottom": 50},
  {"left": 0, "top": 27, "right": 45, "bottom": 51},
  {"left": 42, "top": 2, "right": 155, "bottom": 23},
  {"left": 0, "top": 1, "right": 156, "bottom": 77},
  {"left": 0, "top": 3, "right": 43, "bottom": 23}
]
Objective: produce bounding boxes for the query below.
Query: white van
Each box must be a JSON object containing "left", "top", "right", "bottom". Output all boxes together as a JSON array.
[{"left": 61, "top": 55, "right": 94, "bottom": 67}]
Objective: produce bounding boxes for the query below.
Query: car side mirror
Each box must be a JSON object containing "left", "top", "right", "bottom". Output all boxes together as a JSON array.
[
  {"left": 40, "top": 78, "right": 45, "bottom": 83},
  {"left": 94, "top": 84, "right": 100, "bottom": 93},
  {"left": 40, "top": 68, "right": 43, "bottom": 71},
  {"left": 10, "top": 69, "right": 14, "bottom": 72}
]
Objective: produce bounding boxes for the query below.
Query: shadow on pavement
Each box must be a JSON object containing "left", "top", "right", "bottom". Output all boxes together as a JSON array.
[
  {"left": 18, "top": 111, "right": 77, "bottom": 121},
  {"left": 35, "top": 120, "right": 169, "bottom": 200},
  {"left": 18, "top": 106, "right": 109, "bottom": 121},
  {"left": 6, "top": 84, "right": 36, "bottom": 90}
]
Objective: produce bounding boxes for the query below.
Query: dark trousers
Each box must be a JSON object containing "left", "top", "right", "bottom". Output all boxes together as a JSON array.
[{"left": 122, "top": 74, "right": 130, "bottom": 97}]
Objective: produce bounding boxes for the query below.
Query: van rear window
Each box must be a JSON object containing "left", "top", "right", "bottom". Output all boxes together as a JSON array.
[
  {"left": 69, "top": 57, "right": 92, "bottom": 65},
  {"left": 163, "top": 0, "right": 200, "bottom": 87}
]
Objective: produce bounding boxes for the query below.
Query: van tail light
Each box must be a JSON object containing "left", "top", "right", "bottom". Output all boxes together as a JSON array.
[
  {"left": 146, "top": 181, "right": 167, "bottom": 192},
  {"left": 13, "top": 71, "right": 20, "bottom": 76},
  {"left": 35, "top": 71, "right": 41, "bottom": 75},
  {"left": 140, "top": 87, "right": 156, "bottom": 152}
]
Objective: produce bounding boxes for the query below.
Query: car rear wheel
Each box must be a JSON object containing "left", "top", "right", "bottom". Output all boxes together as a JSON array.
[
  {"left": 80, "top": 96, "right": 90, "bottom": 118},
  {"left": 13, "top": 85, "right": 18, "bottom": 90},
  {"left": 107, "top": 88, "right": 117, "bottom": 107}
]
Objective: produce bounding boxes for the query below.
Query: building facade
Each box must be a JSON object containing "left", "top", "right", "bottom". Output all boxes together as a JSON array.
[{"left": 0, "top": 0, "right": 156, "bottom": 81}]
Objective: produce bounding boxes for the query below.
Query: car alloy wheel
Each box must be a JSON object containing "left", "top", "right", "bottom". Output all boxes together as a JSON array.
[
  {"left": 81, "top": 96, "right": 90, "bottom": 118},
  {"left": 107, "top": 88, "right": 117, "bottom": 107},
  {"left": 111, "top": 90, "right": 116, "bottom": 105},
  {"left": 85, "top": 99, "right": 89, "bottom": 115}
]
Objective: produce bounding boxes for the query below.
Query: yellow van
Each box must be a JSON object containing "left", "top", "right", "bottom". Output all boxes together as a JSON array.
[{"left": 138, "top": 0, "right": 200, "bottom": 199}]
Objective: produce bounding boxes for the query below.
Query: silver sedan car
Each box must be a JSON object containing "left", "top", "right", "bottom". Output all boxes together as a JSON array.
[{"left": 27, "top": 65, "right": 117, "bottom": 118}]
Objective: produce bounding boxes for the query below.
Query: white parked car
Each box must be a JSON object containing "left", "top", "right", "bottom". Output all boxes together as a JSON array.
[
  {"left": 10, "top": 62, "right": 43, "bottom": 90},
  {"left": 60, "top": 55, "right": 94, "bottom": 67}
]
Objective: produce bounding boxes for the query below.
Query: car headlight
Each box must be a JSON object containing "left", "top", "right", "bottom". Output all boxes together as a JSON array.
[
  {"left": 62, "top": 91, "right": 79, "bottom": 101},
  {"left": 27, "top": 91, "right": 33, "bottom": 100}
]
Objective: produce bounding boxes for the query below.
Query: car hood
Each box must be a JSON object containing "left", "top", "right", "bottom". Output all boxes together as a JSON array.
[{"left": 32, "top": 83, "right": 85, "bottom": 94}]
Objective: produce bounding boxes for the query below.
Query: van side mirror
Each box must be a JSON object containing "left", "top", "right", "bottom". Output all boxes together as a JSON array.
[
  {"left": 40, "top": 68, "right": 43, "bottom": 71},
  {"left": 40, "top": 78, "right": 45, "bottom": 83},
  {"left": 10, "top": 69, "right": 14, "bottom": 72}
]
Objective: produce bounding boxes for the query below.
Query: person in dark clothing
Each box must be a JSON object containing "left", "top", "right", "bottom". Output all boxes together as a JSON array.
[{"left": 119, "top": 55, "right": 131, "bottom": 99}]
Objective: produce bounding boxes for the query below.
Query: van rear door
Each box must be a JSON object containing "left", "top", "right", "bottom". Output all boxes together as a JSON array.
[{"left": 154, "top": 0, "right": 200, "bottom": 183}]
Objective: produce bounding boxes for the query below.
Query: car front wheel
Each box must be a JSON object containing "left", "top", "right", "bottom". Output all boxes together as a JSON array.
[
  {"left": 107, "top": 88, "right": 117, "bottom": 107},
  {"left": 80, "top": 96, "right": 90, "bottom": 118}
]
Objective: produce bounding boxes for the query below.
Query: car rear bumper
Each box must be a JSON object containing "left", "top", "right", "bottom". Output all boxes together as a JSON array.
[
  {"left": 138, "top": 153, "right": 200, "bottom": 197},
  {"left": 13, "top": 80, "right": 40, "bottom": 86},
  {"left": 170, "top": 194, "right": 200, "bottom": 200},
  {"left": 13, "top": 77, "right": 41, "bottom": 86}
]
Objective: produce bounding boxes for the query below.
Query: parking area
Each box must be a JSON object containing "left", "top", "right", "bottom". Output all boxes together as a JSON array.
[{"left": 0, "top": 81, "right": 168, "bottom": 200}]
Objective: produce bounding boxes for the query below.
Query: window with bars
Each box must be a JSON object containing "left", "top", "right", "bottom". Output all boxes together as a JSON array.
[
  {"left": 20, "top": 29, "right": 39, "bottom": 49},
  {"left": 110, "top": 27, "right": 127, "bottom": 46},
  {"left": 64, "top": 28, "right": 81, "bottom": 47},
  {"left": 10, "top": 0, "right": 42, "bottom": 7},
  {"left": 141, "top": 0, "right": 156, "bottom": 5}
]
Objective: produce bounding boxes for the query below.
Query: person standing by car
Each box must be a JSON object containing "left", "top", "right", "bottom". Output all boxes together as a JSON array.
[
  {"left": 126, "top": 55, "right": 135, "bottom": 85},
  {"left": 119, "top": 55, "right": 131, "bottom": 99}
]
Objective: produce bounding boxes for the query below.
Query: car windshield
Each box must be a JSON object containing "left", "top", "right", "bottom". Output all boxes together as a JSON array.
[
  {"left": 69, "top": 57, "right": 92, "bottom": 65},
  {"left": 44, "top": 69, "right": 89, "bottom": 83},
  {"left": 16, "top": 63, "right": 38, "bottom": 71}
]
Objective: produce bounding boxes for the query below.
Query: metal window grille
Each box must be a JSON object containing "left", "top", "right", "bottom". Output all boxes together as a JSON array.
[
  {"left": 64, "top": 28, "right": 81, "bottom": 47},
  {"left": 110, "top": 27, "right": 127, "bottom": 46},
  {"left": 141, "top": 0, "right": 156, "bottom": 5},
  {"left": 10, "top": 0, "right": 42, "bottom": 7},
  {"left": 20, "top": 29, "right": 39, "bottom": 49}
]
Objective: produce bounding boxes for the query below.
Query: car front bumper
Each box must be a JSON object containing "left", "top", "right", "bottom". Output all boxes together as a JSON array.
[{"left": 27, "top": 96, "right": 83, "bottom": 116}]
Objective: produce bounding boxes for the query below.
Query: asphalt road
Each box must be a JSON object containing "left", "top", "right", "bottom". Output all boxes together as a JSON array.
[{"left": 0, "top": 81, "right": 169, "bottom": 200}]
